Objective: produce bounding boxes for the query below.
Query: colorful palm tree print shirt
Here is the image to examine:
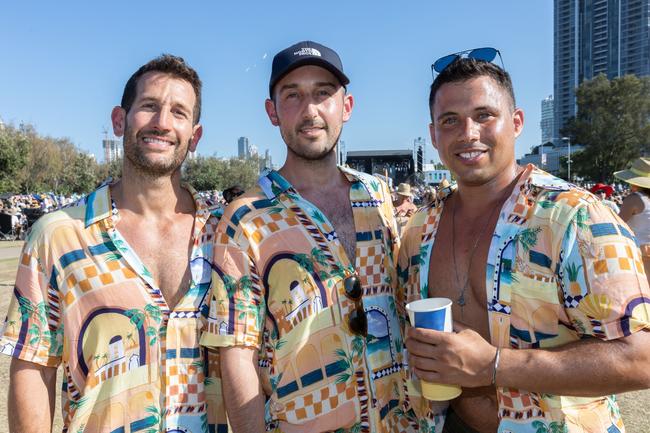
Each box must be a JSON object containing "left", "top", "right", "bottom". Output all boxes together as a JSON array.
[
  {"left": 0, "top": 183, "right": 228, "bottom": 433},
  {"left": 201, "top": 168, "right": 435, "bottom": 432},
  {"left": 397, "top": 165, "right": 650, "bottom": 433}
]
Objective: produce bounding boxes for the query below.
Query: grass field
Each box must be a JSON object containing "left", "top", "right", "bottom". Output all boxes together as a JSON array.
[{"left": 0, "top": 241, "right": 648, "bottom": 432}]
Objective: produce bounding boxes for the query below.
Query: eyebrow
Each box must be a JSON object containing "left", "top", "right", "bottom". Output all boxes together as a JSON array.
[
  {"left": 436, "top": 105, "right": 497, "bottom": 121},
  {"left": 138, "top": 96, "right": 191, "bottom": 112},
  {"left": 436, "top": 111, "right": 457, "bottom": 121},
  {"left": 278, "top": 81, "right": 338, "bottom": 93}
]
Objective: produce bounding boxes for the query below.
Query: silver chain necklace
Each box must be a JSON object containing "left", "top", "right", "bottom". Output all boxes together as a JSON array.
[{"left": 450, "top": 194, "right": 503, "bottom": 318}]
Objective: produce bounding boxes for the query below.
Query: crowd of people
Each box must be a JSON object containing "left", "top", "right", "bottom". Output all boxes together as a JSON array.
[
  {"left": 0, "top": 193, "right": 82, "bottom": 239},
  {"left": 2, "top": 42, "right": 650, "bottom": 433}
]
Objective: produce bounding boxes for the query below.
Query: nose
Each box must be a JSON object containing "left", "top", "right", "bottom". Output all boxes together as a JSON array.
[
  {"left": 458, "top": 117, "right": 480, "bottom": 143},
  {"left": 151, "top": 107, "right": 173, "bottom": 131},
  {"left": 301, "top": 97, "right": 319, "bottom": 120}
]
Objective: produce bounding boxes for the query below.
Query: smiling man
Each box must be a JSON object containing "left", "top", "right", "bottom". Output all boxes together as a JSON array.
[
  {"left": 201, "top": 41, "right": 433, "bottom": 432},
  {"left": 2, "top": 55, "right": 227, "bottom": 432},
  {"left": 399, "top": 56, "right": 650, "bottom": 432}
]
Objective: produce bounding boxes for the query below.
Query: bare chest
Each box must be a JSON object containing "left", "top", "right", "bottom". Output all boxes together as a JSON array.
[
  {"left": 427, "top": 211, "right": 495, "bottom": 340},
  {"left": 303, "top": 190, "right": 356, "bottom": 264},
  {"left": 116, "top": 215, "right": 194, "bottom": 310}
]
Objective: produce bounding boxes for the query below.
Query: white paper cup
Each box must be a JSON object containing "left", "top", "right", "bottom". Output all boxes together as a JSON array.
[{"left": 406, "top": 298, "right": 462, "bottom": 401}]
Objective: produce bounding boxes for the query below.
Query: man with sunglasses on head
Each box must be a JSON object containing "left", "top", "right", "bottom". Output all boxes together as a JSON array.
[
  {"left": 201, "top": 41, "right": 434, "bottom": 432},
  {"left": 399, "top": 52, "right": 650, "bottom": 432}
]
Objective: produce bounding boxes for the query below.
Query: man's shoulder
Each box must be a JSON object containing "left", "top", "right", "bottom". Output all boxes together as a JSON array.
[
  {"left": 401, "top": 203, "right": 436, "bottom": 242},
  {"left": 219, "top": 185, "right": 271, "bottom": 224},
  {"left": 27, "top": 199, "right": 89, "bottom": 243},
  {"left": 527, "top": 167, "right": 596, "bottom": 210}
]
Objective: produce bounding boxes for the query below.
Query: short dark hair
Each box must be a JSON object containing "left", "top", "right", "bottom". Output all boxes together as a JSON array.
[
  {"left": 428, "top": 58, "right": 515, "bottom": 121},
  {"left": 121, "top": 54, "right": 202, "bottom": 124}
]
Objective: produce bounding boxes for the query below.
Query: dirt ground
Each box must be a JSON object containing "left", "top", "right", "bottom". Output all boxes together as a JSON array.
[{"left": 0, "top": 241, "right": 648, "bottom": 432}]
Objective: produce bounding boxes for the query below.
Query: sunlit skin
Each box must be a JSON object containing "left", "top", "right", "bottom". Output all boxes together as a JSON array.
[
  {"left": 265, "top": 65, "right": 353, "bottom": 163},
  {"left": 111, "top": 71, "right": 202, "bottom": 178},
  {"left": 429, "top": 76, "right": 523, "bottom": 192}
]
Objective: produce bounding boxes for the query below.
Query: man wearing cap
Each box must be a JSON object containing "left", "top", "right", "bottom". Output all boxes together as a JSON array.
[
  {"left": 400, "top": 55, "right": 650, "bottom": 432},
  {"left": 202, "top": 41, "right": 430, "bottom": 432},
  {"left": 393, "top": 183, "right": 417, "bottom": 234}
]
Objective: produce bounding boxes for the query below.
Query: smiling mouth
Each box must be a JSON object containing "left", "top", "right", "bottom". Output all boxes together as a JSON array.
[
  {"left": 457, "top": 150, "right": 487, "bottom": 160},
  {"left": 142, "top": 137, "right": 174, "bottom": 146}
]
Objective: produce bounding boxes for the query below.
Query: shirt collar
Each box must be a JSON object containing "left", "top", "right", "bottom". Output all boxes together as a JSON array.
[
  {"left": 258, "top": 166, "right": 383, "bottom": 203},
  {"left": 524, "top": 163, "right": 572, "bottom": 191},
  {"left": 84, "top": 181, "right": 213, "bottom": 228}
]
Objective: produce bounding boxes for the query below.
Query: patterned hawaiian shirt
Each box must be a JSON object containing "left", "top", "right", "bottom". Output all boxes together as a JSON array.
[
  {"left": 397, "top": 164, "right": 650, "bottom": 433},
  {"left": 201, "top": 167, "right": 434, "bottom": 432},
  {"left": 0, "top": 183, "right": 228, "bottom": 433}
]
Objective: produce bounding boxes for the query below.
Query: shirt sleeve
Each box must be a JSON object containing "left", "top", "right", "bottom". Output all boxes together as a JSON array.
[
  {"left": 201, "top": 229, "right": 265, "bottom": 350},
  {"left": 560, "top": 199, "right": 650, "bottom": 340},
  {"left": 0, "top": 237, "right": 63, "bottom": 367}
]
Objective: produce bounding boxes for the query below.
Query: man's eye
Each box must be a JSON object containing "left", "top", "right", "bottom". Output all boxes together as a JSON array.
[
  {"left": 442, "top": 117, "right": 457, "bottom": 125},
  {"left": 285, "top": 93, "right": 299, "bottom": 99},
  {"left": 317, "top": 90, "right": 331, "bottom": 97}
]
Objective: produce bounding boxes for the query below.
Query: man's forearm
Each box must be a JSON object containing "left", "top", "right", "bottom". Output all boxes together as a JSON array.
[
  {"left": 9, "top": 358, "right": 57, "bottom": 433},
  {"left": 497, "top": 330, "right": 650, "bottom": 396},
  {"left": 220, "top": 346, "right": 265, "bottom": 433}
]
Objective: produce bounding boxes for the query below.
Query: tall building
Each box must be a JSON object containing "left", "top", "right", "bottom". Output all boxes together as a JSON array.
[
  {"left": 540, "top": 96, "right": 555, "bottom": 144},
  {"left": 238, "top": 136, "right": 249, "bottom": 158},
  {"left": 554, "top": 0, "right": 650, "bottom": 139},
  {"left": 102, "top": 139, "right": 122, "bottom": 163},
  {"left": 263, "top": 149, "right": 272, "bottom": 169}
]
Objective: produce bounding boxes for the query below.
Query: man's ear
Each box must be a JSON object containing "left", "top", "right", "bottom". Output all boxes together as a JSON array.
[
  {"left": 111, "top": 106, "right": 126, "bottom": 137},
  {"left": 342, "top": 93, "right": 354, "bottom": 122},
  {"left": 265, "top": 99, "right": 279, "bottom": 126},
  {"left": 189, "top": 124, "right": 203, "bottom": 152},
  {"left": 513, "top": 108, "right": 524, "bottom": 138}
]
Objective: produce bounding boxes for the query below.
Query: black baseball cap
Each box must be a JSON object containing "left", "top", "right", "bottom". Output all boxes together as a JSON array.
[{"left": 269, "top": 40, "right": 350, "bottom": 97}]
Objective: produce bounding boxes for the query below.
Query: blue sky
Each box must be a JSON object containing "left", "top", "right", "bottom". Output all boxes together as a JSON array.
[{"left": 1, "top": 1, "right": 553, "bottom": 165}]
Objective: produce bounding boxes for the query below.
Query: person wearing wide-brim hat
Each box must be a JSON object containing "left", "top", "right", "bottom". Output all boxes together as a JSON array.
[
  {"left": 616, "top": 157, "right": 650, "bottom": 279},
  {"left": 393, "top": 182, "right": 417, "bottom": 234}
]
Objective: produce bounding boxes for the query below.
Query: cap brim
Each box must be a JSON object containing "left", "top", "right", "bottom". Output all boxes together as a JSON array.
[
  {"left": 614, "top": 169, "right": 650, "bottom": 188},
  {"left": 269, "top": 58, "right": 349, "bottom": 96}
]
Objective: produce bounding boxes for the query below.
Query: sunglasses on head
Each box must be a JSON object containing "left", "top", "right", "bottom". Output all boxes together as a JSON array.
[
  {"left": 431, "top": 47, "right": 504, "bottom": 77},
  {"left": 343, "top": 274, "right": 367, "bottom": 337}
]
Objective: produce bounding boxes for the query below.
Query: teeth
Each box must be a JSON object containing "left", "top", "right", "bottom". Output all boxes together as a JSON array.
[
  {"left": 143, "top": 137, "right": 171, "bottom": 145},
  {"left": 459, "top": 151, "right": 483, "bottom": 159}
]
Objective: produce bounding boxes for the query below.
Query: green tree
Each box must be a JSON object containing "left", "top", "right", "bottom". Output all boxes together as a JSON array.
[
  {"left": 563, "top": 74, "right": 650, "bottom": 182},
  {"left": 182, "top": 156, "right": 224, "bottom": 191},
  {"left": 182, "top": 154, "right": 262, "bottom": 191},
  {"left": 0, "top": 125, "right": 30, "bottom": 193},
  {"left": 96, "top": 157, "right": 123, "bottom": 183}
]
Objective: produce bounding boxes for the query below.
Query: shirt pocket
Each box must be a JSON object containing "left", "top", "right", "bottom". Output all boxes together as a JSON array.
[{"left": 509, "top": 272, "right": 561, "bottom": 346}]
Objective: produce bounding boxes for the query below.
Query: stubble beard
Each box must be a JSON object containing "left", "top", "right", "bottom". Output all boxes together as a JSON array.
[
  {"left": 281, "top": 121, "right": 342, "bottom": 162},
  {"left": 122, "top": 121, "right": 189, "bottom": 178}
]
